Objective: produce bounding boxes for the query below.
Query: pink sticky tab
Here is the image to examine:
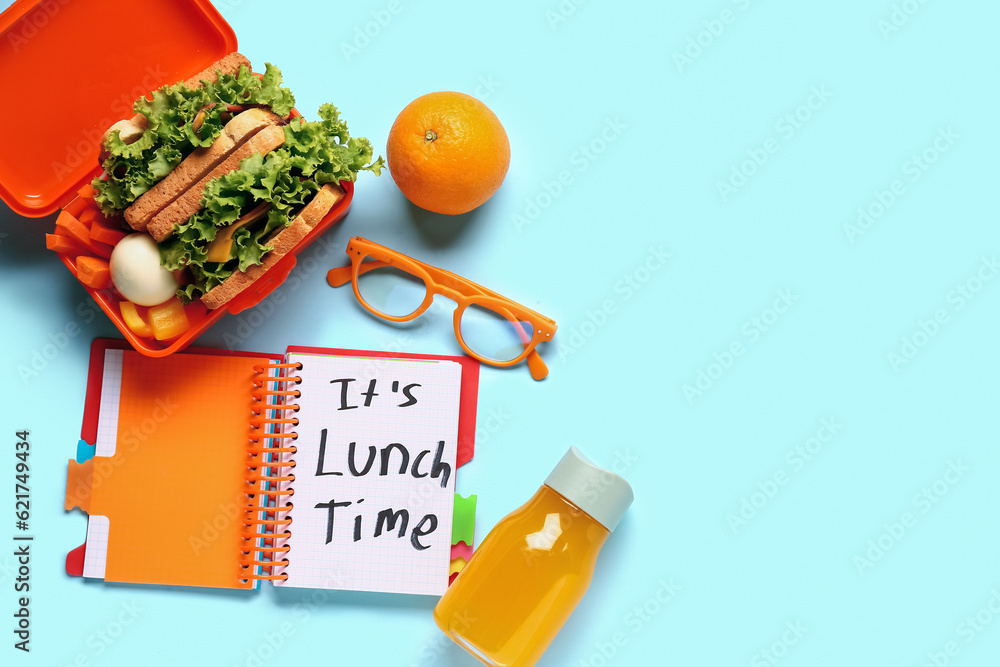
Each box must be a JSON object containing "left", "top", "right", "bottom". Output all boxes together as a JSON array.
[{"left": 451, "top": 541, "right": 474, "bottom": 562}]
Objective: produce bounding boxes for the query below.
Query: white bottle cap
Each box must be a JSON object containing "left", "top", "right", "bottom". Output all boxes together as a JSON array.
[{"left": 544, "top": 446, "right": 634, "bottom": 532}]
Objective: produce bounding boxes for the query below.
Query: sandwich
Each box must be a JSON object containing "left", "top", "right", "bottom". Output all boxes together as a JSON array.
[{"left": 94, "top": 52, "right": 382, "bottom": 308}]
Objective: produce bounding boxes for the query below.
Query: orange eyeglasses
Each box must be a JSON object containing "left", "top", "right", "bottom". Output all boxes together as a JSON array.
[{"left": 327, "top": 237, "right": 557, "bottom": 380}]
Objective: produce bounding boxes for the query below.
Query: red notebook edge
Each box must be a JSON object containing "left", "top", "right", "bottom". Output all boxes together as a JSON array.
[{"left": 67, "top": 339, "right": 115, "bottom": 577}]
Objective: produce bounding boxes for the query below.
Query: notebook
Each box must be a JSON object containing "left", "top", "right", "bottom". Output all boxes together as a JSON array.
[{"left": 65, "top": 339, "right": 479, "bottom": 595}]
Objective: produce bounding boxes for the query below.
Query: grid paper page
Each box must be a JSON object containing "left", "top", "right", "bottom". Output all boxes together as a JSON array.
[
  {"left": 83, "top": 348, "right": 123, "bottom": 578},
  {"left": 279, "top": 353, "right": 462, "bottom": 595}
]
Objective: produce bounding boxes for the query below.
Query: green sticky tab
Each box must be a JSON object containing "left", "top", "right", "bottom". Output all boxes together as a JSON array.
[{"left": 452, "top": 493, "right": 477, "bottom": 546}]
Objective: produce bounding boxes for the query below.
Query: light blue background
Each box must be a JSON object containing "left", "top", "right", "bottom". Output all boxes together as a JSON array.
[{"left": 2, "top": 0, "right": 999, "bottom": 665}]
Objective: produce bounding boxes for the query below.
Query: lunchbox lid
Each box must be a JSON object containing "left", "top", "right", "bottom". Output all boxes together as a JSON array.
[{"left": 0, "top": 0, "right": 237, "bottom": 217}]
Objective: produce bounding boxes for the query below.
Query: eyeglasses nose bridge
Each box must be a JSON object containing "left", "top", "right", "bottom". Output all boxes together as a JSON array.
[
  {"left": 433, "top": 283, "right": 466, "bottom": 302},
  {"left": 410, "top": 269, "right": 461, "bottom": 316}
]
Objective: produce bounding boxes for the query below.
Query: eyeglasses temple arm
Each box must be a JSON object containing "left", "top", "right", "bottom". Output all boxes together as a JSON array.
[
  {"left": 527, "top": 350, "right": 549, "bottom": 380},
  {"left": 326, "top": 260, "right": 392, "bottom": 288},
  {"left": 497, "top": 304, "right": 550, "bottom": 381}
]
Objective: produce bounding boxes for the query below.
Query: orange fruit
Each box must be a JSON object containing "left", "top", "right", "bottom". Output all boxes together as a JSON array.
[{"left": 387, "top": 91, "right": 510, "bottom": 215}]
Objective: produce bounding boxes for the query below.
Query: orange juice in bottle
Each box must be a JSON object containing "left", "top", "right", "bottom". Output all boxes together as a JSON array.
[{"left": 434, "top": 446, "right": 633, "bottom": 666}]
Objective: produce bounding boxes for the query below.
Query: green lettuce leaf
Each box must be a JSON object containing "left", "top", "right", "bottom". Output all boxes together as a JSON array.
[
  {"left": 162, "top": 103, "right": 383, "bottom": 302},
  {"left": 147, "top": 147, "right": 181, "bottom": 180},
  {"left": 257, "top": 64, "right": 296, "bottom": 117},
  {"left": 92, "top": 64, "right": 296, "bottom": 216}
]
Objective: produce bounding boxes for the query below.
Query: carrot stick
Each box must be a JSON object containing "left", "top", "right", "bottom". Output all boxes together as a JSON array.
[
  {"left": 55, "top": 210, "right": 90, "bottom": 243},
  {"left": 46, "top": 233, "right": 89, "bottom": 258},
  {"left": 90, "top": 220, "right": 127, "bottom": 246},
  {"left": 54, "top": 211, "right": 113, "bottom": 259},
  {"left": 76, "top": 256, "right": 112, "bottom": 290}
]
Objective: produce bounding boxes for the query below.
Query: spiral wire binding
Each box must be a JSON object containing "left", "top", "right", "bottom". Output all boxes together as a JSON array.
[{"left": 242, "top": 362, "right": 301, "bottom": 585}]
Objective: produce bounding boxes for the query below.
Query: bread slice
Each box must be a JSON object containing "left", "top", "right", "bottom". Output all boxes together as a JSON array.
[
  {"left": 183, "top": 52, "right": 251, "bottom": 89},
  {"left": 98, "top": 115, "right": 148, "bottom": 165},
  {"left": 99, "top": 52, "right": 251, "bottom": 164},
  {"left": 200, "top": 184, "right": 346, "bottom": 310},
  {"left": 124, "top": 109, "right": 282, "bottom": 231},
  {"left": 146, "top": 125, "right": 288, "bottom": 242}
]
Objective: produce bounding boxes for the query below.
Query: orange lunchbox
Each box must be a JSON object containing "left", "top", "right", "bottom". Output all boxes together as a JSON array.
[{"left": 0, "top": 0, "right": 354, "bottom": 356}]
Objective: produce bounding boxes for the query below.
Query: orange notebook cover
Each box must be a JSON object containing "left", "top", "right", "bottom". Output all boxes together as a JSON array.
[{"left": 65, "top": 339, "right": 479, "bottom": 592}]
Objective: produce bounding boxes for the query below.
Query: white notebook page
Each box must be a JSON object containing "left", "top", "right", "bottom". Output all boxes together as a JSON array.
[{"left": 277, "top": 352, "right": 462, "bottom": 595}]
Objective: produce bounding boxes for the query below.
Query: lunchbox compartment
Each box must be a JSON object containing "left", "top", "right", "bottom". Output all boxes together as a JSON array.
[
  {"left": 0, "top": 0, "right": 359, "bottom": 356},
  {"left": 52, "top": 179, "right": 353, "bottom": 357}
]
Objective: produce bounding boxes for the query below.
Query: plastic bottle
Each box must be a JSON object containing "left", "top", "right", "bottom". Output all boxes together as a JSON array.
[{"left": 434, "top": 446, "right": 634, "bottom": 666}]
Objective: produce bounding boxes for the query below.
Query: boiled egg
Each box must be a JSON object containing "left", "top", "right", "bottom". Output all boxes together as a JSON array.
[{"left": 110, "top": 234, "right": 179, "bottom": 306}]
